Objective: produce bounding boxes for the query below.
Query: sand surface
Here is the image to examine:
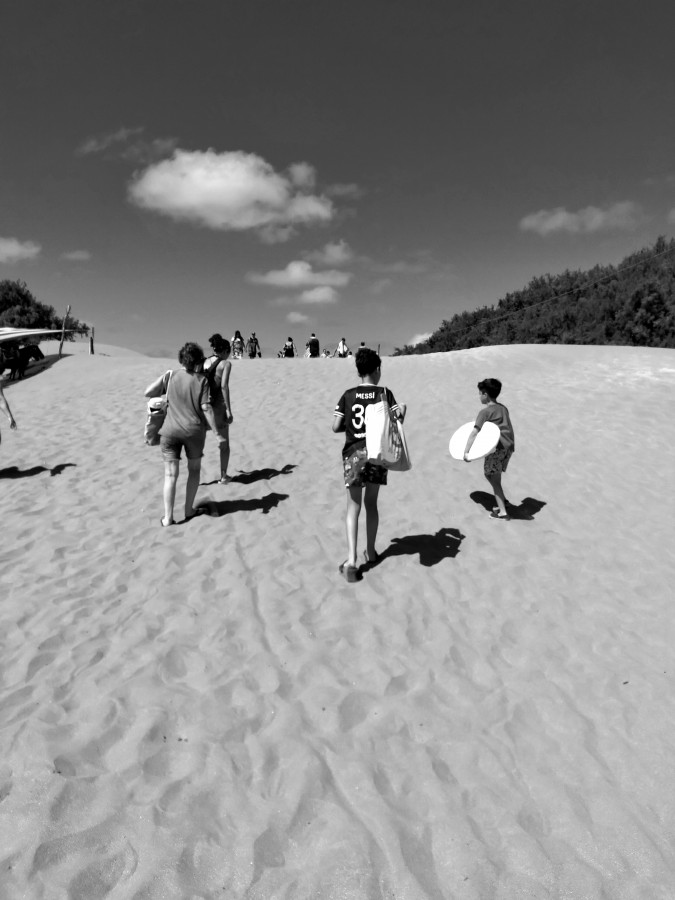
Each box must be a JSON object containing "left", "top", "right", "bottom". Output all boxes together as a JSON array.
[{"left": 0, "top": 341, "right": 674, "bottom": 899}]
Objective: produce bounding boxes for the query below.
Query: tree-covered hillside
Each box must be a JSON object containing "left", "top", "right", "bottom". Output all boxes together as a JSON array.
[
  {"left": 394, "top": 236, "right": 675, "bottom": 355},
  {"left": 0, "top": 280, "right": 89, "bottom": 337}
]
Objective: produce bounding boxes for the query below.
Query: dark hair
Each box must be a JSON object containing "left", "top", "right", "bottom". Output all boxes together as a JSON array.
[
  {"left": 355, "top": 347, "right": 381, "bottom": 377},
  {"left": 179, "top": 342, "right": 205, "bottom": 373},
  {"left": 210, "top": 334, "right": 230, "bottom": 354},
  {"left": 234, "top": 330, "right": 243, "bottom": 340},
  {"left": 477, "top": 378, "right": 502, "bottom": 400}
]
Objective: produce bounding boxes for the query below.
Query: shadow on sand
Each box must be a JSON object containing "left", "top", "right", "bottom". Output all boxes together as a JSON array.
[
  {"left": 370, "top": 527, "right": 465, "bottom": 569},
  {"left": 201, "top": 464, "right": 297, "bottom": 487},
  {"left": 0, "top": 463, "right": 77, "bottom": 479},
  {"left": 190, "top": 491, "right": 290, "bottom": 520},
  {"left": 470, "top": 490, "right": 547, "bottom": 520},
  {"left": 1, "top": 352, "right": 71, "bottom": 387}
]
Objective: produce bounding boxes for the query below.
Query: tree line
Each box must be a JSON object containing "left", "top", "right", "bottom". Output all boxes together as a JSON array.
[
  {"left": 394, "top": 236, "right": 675, "bottom": 355},
  {"left": 0, "top": 280, "right": 90, "bottom": 338}
]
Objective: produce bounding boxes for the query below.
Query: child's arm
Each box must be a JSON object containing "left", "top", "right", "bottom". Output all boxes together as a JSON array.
[
  {"left": 463, "top": 426, "right": 480, "bottom": 461},
  {"left": 332, "top": 395, "right": 346, "bottom": 432}
]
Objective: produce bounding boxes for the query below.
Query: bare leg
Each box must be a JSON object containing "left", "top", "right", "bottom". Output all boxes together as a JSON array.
[
  {"left": 162, "top": 460, "right": 179, "bottom": 525},
  {"left": 185, "top": 457, "right": 202, "bottom": 518},
  {"left": 486, "top": 472, "right": 507, "bottom": 516},
  {"left": 363, "top": 482, "right": 380, "bottom": 560},
  {"left": 345, "top": 485, "right": 363, "bottom": 567},
  {"left": 218, "top": 435, "right": 231, "bottom": 482}
]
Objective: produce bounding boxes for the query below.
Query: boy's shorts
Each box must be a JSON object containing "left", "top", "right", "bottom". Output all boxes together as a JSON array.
[
  {"left": 342, "top": 448, "right": 388, "bottom": 488},
  {"left": 484, "top": 446, "right": 513, "bottom": 475},
  {"left": 160, "top": 432, "right": 206, "bottom": 462}
]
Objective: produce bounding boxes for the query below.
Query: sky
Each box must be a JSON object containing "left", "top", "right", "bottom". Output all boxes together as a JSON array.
[{"left": 2, "top": 0, "right": 675, "bottom": 357}]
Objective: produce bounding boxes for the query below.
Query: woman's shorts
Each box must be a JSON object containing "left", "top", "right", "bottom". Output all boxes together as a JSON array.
[
  {"left": 160, "top": 432, "right": 206, "bottom": 461},
  {"left": 343, "top": 448, "right": 388, "bottom": 488},
  {"left": 484, "top": 446, "right": 513, "bottom": 475}
]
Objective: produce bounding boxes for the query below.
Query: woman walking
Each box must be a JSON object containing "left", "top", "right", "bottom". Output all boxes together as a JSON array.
[{"left": 145, "top": 342, "right": 227, "bottom": 526}]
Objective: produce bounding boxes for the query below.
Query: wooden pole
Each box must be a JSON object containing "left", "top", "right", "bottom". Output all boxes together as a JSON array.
[
  {"left": 58, "top": 304, "right": 71, "bottom": 358},
  {"left": 89, "top": 326, "right": 95, "bottom": 355}
]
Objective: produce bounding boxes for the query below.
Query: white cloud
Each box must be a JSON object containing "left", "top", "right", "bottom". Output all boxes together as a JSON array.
[
  {"left": 287, "top": 311, "right": 309, "bottom": 324},
  {"left": 370, "top": 278, "right": 392, "bottom": 295},
  {"left": 77, "top": 126, "right": 144, "bottom": 155},
  {"left": 300, "top": 286, "right": 339, "bottom": 303},
  {"left": 60, "top": 249, "right": 92, "bottom": 262},
  {"left": 372, "top": 260, "right": 430, "bottom": 274},
  {"left": 247, "top": 260, "right": 351, "bottom": 288},
  {"left": 128, "top": 149, "right": 334, "bottom": 241},
  {"left": 520, "top": 201, "right": 642, "bottom": 236},
  {"left": 77, "top": 127, "right": 177, "bottom": 164},
  {"left": 667, "top": 209, "right": 675, "bottom": 225},
  {"left": 325, "top": 183, "right": 364, "bottom": 199},
  {"left": 288, "top": 162, "right": 316, "bottom": 189},
  {"left": 0, "top": 237, "right": 41, "bottom": 264},
  {"left": 410, "top": 332, "right": 432, "bottom": 346},
  {"left": 304, "top": 240, "right": 353, "bottom": 266}
]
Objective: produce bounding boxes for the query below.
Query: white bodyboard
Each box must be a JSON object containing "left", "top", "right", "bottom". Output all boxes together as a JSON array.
[{"left": 449, "top": 421, "right": 500, "bottom": 461}]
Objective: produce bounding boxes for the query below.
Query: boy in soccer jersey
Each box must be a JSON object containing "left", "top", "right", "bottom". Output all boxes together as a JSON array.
[
  {"left": 463, "top": 378, "right": 515, "bottom": 520},
  {"left": 332, "top": 347, "right": 406, "bottom": 582}
]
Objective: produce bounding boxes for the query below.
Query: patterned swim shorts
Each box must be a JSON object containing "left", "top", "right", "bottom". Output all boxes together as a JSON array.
[
  {"left": 484, "top": 446, "right": 513, "bottom": 475},
  {"left": 342, "top": 448, "right": 388, "bottom": 488}
]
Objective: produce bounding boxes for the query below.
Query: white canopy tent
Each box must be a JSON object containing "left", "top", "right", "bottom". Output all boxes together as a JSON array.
[{"left": 0, "top": 327, "right": 72, "bottom": 344}]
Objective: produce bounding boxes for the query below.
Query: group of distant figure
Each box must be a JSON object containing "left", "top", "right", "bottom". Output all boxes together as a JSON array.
[
  {"left": 277, "top": 333, "right": 365, "bottom": 359},
  {"left": 206, "top": 330, "right": 366, "bottom": 360},
  {"left": 229, "top": 331, "right": 261, "bottom": 360}
]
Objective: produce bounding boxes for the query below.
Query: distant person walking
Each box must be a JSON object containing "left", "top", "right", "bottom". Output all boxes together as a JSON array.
[
  {"left": 230, "top": 331, "right": 245, "bottom": 360},
  {"left": 334, "top": 338, "right": 349, "bottom": 358},
  {"left": 144, "top": 342, "right": 226, "bottom": 526},
  {"left": 463, "top": 378, "right": 515, "bottom": 520},
  {"left": 246, "top": 332, "right": 261, "bottom": 358},
  {"left": 0, "top": 362, "right": 17, "bottom": 451},
  {"left": 282, "top": 337, "right": 297, "bottom": 358},
  {"left": 203, "top": 334, "right": 234, "bottom": 484},
  {"left": 306, "top": 332, "right": 320, "bottom": 358}
]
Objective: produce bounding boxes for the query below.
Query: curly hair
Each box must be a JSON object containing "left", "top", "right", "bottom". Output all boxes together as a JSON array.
[
  {"left": 355, "top": 347, "right": 381, "bottom": 377},
  {"left": 178, "top": 342, "right": 205, "bottom": 374},
  {"left": 477, "top": 378, "right": 502, "bottom": 400},
  {"left": 209, "top": 334, "right": 230, "bottom": 355}
]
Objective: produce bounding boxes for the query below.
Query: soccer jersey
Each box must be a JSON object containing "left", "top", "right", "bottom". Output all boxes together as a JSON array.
[{"left": 334, "top": 384, "right": 400, "bottom": 457}]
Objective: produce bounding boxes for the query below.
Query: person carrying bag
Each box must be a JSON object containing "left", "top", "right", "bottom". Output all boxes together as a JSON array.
[{"left": 365, "top": 387, "right": 412, "bottom": 471}]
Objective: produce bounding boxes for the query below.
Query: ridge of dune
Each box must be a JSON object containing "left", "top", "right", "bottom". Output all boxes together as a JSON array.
[{"left": 0, "top": 344, "right": 674, "bottom": 899}]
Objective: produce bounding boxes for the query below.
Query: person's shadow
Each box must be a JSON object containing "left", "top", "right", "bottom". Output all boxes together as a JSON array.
[
  {"left": 0, "top": 463, "right": 76, "bottom": 479},
  {"left": 372, "top": 527, "right": 465, "bottom": 568},
  {"left": 201, "top": 464, "right": 296, "bottom": 486},
  {"left": 470, "top": 491, "right": 546, "bottom": 520},
  {"left": 193, "top": 491, "right": 289, "bottom": 519}
]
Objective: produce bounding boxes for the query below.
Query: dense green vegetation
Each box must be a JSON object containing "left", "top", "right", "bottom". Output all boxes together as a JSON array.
[
  {"left": 394, "top": 236, "right": 675, "bottom": 354},
  {"left": 0, "top": 279, "right": 89, "bottom": 338}
]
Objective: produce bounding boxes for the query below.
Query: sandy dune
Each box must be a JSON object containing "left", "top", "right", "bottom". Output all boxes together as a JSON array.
[{"left": 0, "top": 341, "right": 673, "bottom": 899}]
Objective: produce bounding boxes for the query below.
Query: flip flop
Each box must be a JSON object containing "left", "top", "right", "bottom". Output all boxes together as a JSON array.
[
  {"left": 363, "top": 550, "right": 380, "bottom": 567},
  {"left": 338, "top": 561, "right": 361, "bottom": 583},
  {"left": 489, "top": 511, "right": 511, "bottom": 521}
]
